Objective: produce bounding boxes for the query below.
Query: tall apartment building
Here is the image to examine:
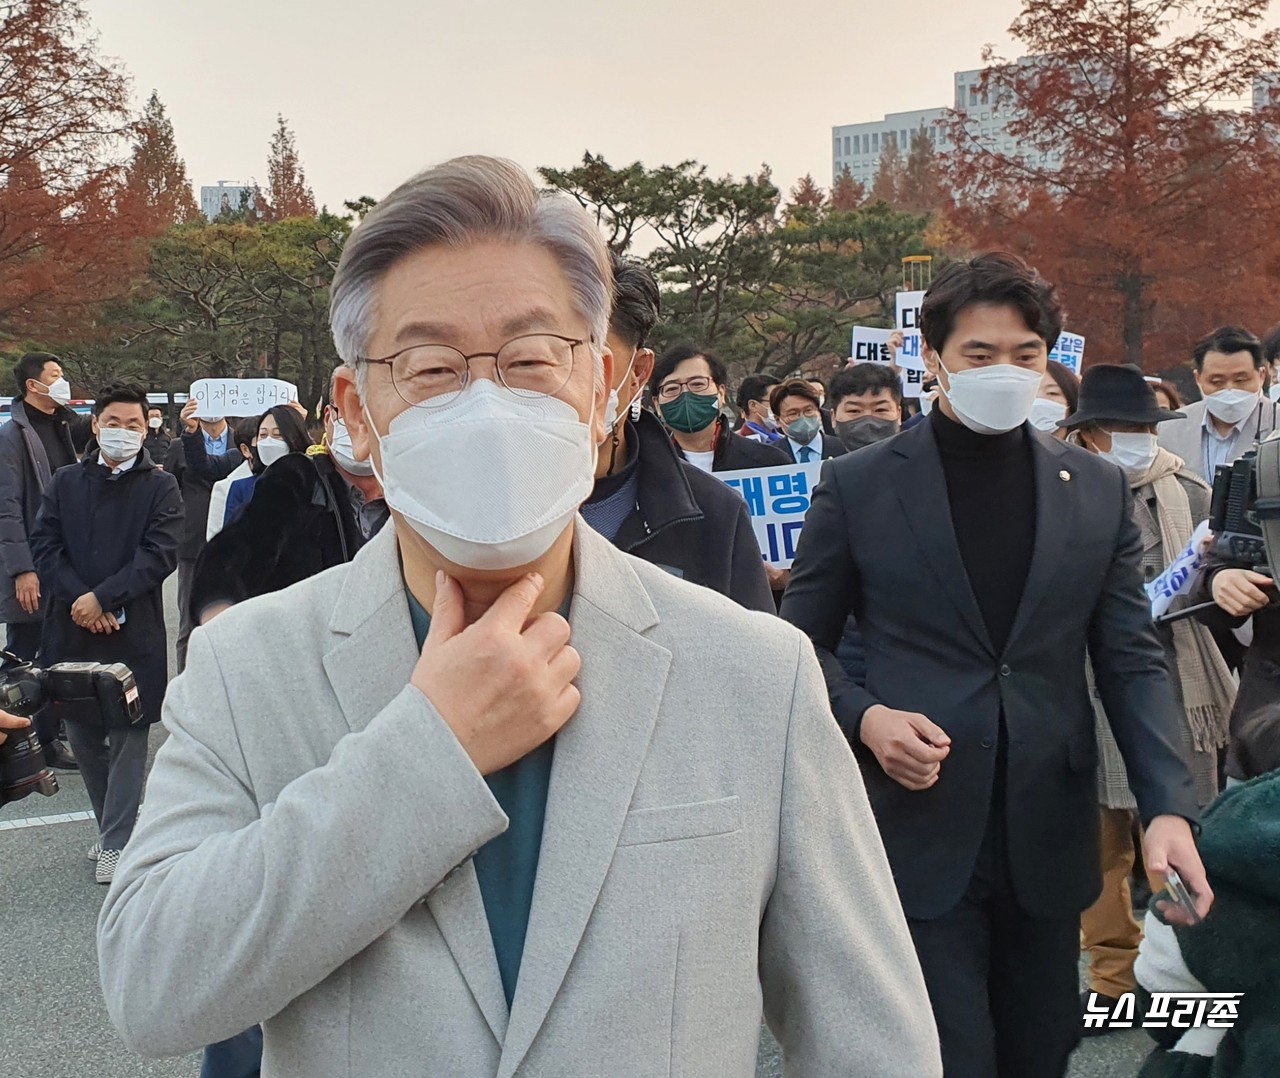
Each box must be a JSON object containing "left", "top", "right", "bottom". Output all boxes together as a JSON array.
[
  {"left": 833, "top": 64, "right": 1280, "bottom": 186},
  {"left": 200, "top": 181, "right": 254, "bottom": 220}
]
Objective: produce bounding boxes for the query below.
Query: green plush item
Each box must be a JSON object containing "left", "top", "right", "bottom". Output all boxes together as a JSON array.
[{"left": 1141, "top": 773, "right": 1280, "bottom": 1078}]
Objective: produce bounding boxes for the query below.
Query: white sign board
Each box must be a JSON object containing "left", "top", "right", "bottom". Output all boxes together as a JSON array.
[
  {"left": 717, "top": 462, "right": 824, "bottom": 568},
  {"left": 849, "top": 326, "right": 928, "bottom": 399},
  {"left": 896, "top": 290, "right": 926, "bottom": 332},
  {"left": 1048, "top": 332, "right": 1086, "bottom": 373},
  {"left": 189, "top": 378, "right": 298, "bottom": 419}
]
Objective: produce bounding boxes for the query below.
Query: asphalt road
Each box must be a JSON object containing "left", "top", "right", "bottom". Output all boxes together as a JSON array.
[{"left": 0, "top": 573, "right": 1153, "bottom": 1077}]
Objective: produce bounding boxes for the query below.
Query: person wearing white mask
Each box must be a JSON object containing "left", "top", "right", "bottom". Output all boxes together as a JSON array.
[
  {"left": 1158, "top": 326, "right": 1278, "bottom": 483},
  {"left": 1059, "top": 364, "right": 1235, "bottom": 1025},
  {"left": 28, "top": 383, "right": 183, "bottom": 884},
  {"left": 1029, "top": 359, "right": 1080, "bottom": 440},
  {"left": 783, "top": 252, "right": 1213, "bottom": 1077},
  {"left": 0, "top": 351, "right": 93, "bottom": 772},
  {"left": 1265, "top": 322, "right": 1280, "bottom": 402},
  {"left": 96, "top": 157, "right": 937, "bottom": 1078}
]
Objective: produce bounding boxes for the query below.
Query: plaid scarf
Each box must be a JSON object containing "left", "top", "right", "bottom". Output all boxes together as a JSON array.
[{"left": 1130, "top": 448, "right": 1237, "bottom": 753}]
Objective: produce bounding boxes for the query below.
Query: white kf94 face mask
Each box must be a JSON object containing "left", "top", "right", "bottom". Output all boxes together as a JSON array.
[
  {"left": 938, "top": 360, "right": 1044, "bottom": 435},
  {"left": 1100, "top": 432, "right": 1158, "bottom": 477},
  {"left": 367, "top": 379, "right": 598, "bottom": 571},
  {"left": 328, "top": 418, "right": 374, "bottom": 477},
  {"left": 1203, "top": 387, "right": 1261, "bottom": 427},
  {"left": 1029, "top": 397, "right": 1068, "bottom": 432}
]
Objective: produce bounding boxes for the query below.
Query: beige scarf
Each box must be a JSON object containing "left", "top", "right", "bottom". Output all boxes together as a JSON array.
[{"left": 1129, "top": 447, "right": 1237, "bottom": 752}]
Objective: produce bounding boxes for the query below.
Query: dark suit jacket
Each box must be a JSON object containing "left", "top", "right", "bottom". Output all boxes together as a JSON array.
[
  {"left": 778, "top": 431, "right": 847, "bottom": 464},
  {"left": 166, "top": 430, "right": 243, "bottom": 561},
  {"left": 780, "top": 419, "right": 1199, "bottom": 920}
]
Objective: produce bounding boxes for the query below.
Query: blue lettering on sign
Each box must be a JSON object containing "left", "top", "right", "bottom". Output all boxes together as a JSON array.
[
  {"left": 768, "top": 471, "right": 810, "bottom": 514},
  {"left": 723, "top": 475, "right": 766, "bottom": 515}
]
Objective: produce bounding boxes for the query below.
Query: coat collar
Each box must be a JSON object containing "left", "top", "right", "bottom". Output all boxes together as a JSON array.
[
  {"left": 321, "top": 520, "right": 671, "bottom": 1067},
  {"left": 613, "top": 412, "right": 704, "bottom": 547}
]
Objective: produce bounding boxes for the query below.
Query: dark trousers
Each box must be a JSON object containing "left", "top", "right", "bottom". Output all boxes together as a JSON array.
[
  {"left": 5, "top": 619, "right": 59, "bottom": 749},
  {"left": 201, "top": 1026, "right": 262, "bottom": 1078},
  {"left": 176, "top": 556, "right": 197, "bottom": 672},
  {"left": 907, "top": 807, "right": 1082, "bottom": 1078},
  {"left": 63, "top": 720, "right": 149, "bottom": 850}
]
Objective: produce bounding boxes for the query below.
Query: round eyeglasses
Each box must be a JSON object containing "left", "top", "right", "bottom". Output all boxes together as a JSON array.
[{"left": 359, "top": 333, "right": 586, "bottom": 407}]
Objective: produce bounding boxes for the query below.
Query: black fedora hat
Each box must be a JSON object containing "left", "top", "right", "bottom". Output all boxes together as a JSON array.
[{"left": 1058, "top": 364, "right": 1184, "bottom": 430}]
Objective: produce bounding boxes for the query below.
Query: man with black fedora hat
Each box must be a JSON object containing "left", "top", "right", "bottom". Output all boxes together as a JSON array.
[{"left": 1061, "top": 365, "right": 1235, "bottom": 1026}]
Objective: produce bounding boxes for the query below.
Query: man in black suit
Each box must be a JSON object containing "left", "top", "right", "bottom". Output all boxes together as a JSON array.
[
  {"left": 770, "top": 379, "right": 847, "bottom": 463},
  {"left": 781, "top": 253, "right": 1210, "bottom": 1077}
]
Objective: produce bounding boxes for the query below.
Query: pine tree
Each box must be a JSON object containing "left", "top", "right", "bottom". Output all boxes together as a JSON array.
[
  {"left": 122, "top": 90, "right": 199, "bottom": 227},
  {"left": 264, "top": 114, "right": 316, "bottom": 220}
]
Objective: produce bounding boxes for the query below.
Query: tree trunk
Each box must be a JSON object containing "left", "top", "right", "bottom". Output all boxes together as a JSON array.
[{"left": 1119, "top": 258, "right": 1145, "bottom": 369}]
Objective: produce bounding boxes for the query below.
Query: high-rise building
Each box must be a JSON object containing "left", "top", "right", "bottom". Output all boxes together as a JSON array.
[
  {"left": 200, "top": 181, "right": 253, "bottom": 220},
  {"left": 833, "top": 63, "right": 1280, "bottom": 186}
]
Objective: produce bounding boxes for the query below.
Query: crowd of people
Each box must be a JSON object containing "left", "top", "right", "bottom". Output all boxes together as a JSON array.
[{"left": 1, "top": 154, "right": 1278, "bottom": 1077}]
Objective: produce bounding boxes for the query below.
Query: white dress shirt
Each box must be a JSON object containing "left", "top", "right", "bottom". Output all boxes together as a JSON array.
[{"left": 1201, "top": 405, "right": 1256, "bottom": 481}]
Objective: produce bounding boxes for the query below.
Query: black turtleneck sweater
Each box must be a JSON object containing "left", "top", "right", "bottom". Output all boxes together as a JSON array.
[{"left": 930, "top": 408, "right": 1037, "bottom": 654}]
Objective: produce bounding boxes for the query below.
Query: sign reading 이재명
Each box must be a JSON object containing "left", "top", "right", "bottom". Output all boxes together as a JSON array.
[
  {"left": 718, "top": 462, "right": 824, "bottom": 568},
  {"left": 189, "top": 378, "right": 299, "bottom": 419}
]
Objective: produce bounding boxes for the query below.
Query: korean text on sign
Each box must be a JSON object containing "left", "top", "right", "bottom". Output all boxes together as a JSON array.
[
  {"left": 717, "top": 462, "right": 825, "bottom": 568},
  {"left": 189, "top": 378, "right": 299, "bottom": 419}
]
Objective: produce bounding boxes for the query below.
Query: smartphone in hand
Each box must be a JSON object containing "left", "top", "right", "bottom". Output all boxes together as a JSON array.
[{"left": 1158, "top": 867, "right": 1203, "bottom": 926}]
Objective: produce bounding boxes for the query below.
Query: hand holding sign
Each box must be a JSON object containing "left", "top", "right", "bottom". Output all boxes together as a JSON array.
[{"left": 189, "top": 378, "right": 299, "bottom": 419}]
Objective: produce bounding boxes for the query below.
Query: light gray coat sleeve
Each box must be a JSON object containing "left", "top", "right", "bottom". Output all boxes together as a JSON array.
[
  {"left": 759, "top": 634, "right": 942, "bottom": 1077},
  {"left": 97, "top": 629, "right": 509, "bottom": 1057}
]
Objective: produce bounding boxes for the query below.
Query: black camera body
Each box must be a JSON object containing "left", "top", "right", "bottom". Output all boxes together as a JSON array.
[
  {"left": 1208, "top": 432, "right": 1280, "bottom": 575},
  {"left": 0, "top": 651, "right": 143, "bottom": 807}
]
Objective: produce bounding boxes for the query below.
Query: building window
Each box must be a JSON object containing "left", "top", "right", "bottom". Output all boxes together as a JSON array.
[
  {"left": 969, "top": 86, "right": 979, "bottom": 106},
  {"left": 872, "top": 132, "right": 880, "bottom": 152},
  {"left": 863, "top": 133, "right": 870, "bottom": 154},
  {"left": 901, "top": 129, "right": 908, "bottom": 146},
  {"left": 844, "top": 136, "right": 851, "bottom": 155}
]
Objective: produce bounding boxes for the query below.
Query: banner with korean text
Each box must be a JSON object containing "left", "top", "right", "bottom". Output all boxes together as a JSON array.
[{"left": 718, "top": 461, "right": 825, "bottom": 568}]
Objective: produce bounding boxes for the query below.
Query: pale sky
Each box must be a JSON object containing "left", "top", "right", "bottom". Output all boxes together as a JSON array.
[{"left": 88, "top": 0, "right": 1275, "bottom": 210}]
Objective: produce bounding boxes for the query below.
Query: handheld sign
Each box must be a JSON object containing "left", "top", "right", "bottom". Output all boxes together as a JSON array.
[
  {"left": 1049, "top": 332, "right": 1086, "bottom": 373},
  {"left": 717, "top": 462, "right": 825, "bottom": 568},
  {"left": 849, "top": 325, "right": 927, "bottom": 399},
  {"left": 189, "top": 378, "right": 299, "bottom": 419},
  {"left": 896, "top": 290, "right": 926, "bottom": 332}
]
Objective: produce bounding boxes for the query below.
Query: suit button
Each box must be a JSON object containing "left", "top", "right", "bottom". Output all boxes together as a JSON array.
[
  {"left": 981, "top": 737, "right": 994, "bottom": 749},
  {"left": 1000, "top": 664, "right": 1012, "bottom": 677}
]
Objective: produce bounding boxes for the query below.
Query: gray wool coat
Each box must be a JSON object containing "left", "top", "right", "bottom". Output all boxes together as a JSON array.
[{"left": 98, "top": 519, "right": 941, "bottom": 1078}]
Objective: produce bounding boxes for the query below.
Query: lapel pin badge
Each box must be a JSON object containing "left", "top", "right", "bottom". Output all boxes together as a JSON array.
[{"left": 1059, "top": 469, "right": 1071, "bottom": 482}]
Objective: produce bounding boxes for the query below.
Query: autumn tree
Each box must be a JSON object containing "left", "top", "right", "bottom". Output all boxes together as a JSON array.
[
  {"left": 899, "top": 126, "right": 945, "bottom": 215},
  {"left": 784, "top": 174, "right": 826, "bottom": 222},
  {"left": 947, "top": 0, "right": 1280, "bottom": 368},
  {"left": 829, "top": 167, "right": 865, "bottom": 212},
  {"left": 870, "top": 135, "right": 905, "bottom": 204},
  {"left": 0, "top": 0, "right": 139, "bottom": 339},
  {"left": 120, "top": 90, "right": 199, "bottom": 229},
  {"left": 261, "top": 114, "right": 316, "bottom": 221}
]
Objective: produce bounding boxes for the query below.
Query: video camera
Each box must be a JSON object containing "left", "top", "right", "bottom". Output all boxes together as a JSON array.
[
  {"left": 0, "top": 651, "right": 143, "bottom": 807},
  {"left": 1208, "top": 430, "right": 1280, "bottom": 573}
]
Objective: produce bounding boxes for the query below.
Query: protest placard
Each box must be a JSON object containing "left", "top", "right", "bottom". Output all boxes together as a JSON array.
[
  {"left": 1049, "top": 332, "right": 1086, "bottom": 373},
  {"left": 189, "top": 378, "right": 299, "bottom": 418},
  {"left": 717, "top": 461, "right": 824, "bottom": 568},
  {"left": 896, "top": 290, "right": 926, "bottom": 331},
  {"left": 849, "top": 326, "right": 926, "bottom": 398}
]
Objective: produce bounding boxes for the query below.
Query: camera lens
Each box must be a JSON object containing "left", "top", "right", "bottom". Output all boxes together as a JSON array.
[{"left": 0, "top": 729, "right": 59, "bottom": 806}]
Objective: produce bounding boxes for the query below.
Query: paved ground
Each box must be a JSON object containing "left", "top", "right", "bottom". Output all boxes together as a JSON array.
[{"left": 0, "top": 573, "right": 1152, "bottom": 1077}]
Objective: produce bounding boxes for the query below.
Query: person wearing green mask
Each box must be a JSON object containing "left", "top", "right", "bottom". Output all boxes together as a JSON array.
[
  {"left": 770, "top": 379, "right": 847, "bottom": 463},
  {"left": 649, "top": 343, "right": 789, "bottom": 475}
]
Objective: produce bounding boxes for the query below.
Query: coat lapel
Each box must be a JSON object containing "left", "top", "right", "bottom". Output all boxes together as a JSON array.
[
  {"left": 891, "top": 425, "right": 996, "bottom": 657},
  {"left": 497, "top": 522, "right": 672, "bottom": 1078},
  {"left": 320, "top": 526, "right": 509, "bottom": 1043},
  {"left": 1005, "top": 432, "right": 1075, "bottom": 651}
]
